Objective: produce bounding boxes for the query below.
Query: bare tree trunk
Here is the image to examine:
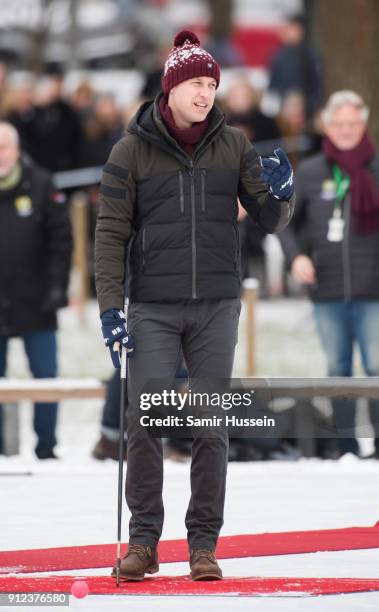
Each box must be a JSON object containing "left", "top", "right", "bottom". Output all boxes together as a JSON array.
[
  {"left": 28, "top": 0, "right": 56, "bottom": 74},
  {"left": 314, "top": 0, "right": 379, "bottom": 145},
  {"left": 68, "top": 0, "right": 79, "bottom": 72}
]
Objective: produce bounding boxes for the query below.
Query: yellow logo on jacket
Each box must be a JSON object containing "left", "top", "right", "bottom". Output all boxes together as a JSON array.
[
  {"left": 15, "top": 195, "right": 33, "bottom": 217},
  {"left": 320, "top": 180, "right": 336, "bottom": 201}
]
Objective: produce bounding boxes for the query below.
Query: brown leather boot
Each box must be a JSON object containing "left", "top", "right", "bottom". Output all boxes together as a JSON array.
[
  {"left": 189, "top": 549, "right": 223, "bottom": 581},
  {"left": 92, "top": 435, "right": 126, "bottom": 461},
  {"left": 111, "top": 544, "right": 159, "bottom": 581}
]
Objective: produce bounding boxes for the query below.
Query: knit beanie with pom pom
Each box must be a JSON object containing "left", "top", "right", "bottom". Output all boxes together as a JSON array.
[{"left": 162, "top": 30, "right": 220, "bottom": 95}]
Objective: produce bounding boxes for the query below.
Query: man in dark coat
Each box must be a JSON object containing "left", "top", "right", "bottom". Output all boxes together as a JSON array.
[
  {"left": 23, "top": 69, "right": 82, "bottom": 173},
  {"left": 0, "top": 122, "right": 72, "bottom": 459},
  {"left": 279, "top": 90, "right": 379, "bottom": 458},
  {"left": 95, "top": 31, "right": 295, "bottom": 581},
  {"left": 268, "top": 14, "right": 323, "bottom": 121}
]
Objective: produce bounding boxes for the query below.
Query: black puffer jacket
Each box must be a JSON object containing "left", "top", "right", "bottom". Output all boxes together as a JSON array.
[
  {"left": 95, "top": 95, "right": 295, "bottom": 312},
  {"left": 0, "top": 159, "right": 72, "bottom": 335},
  {"left": 279, "top": 152, "right": 379, "bottom": 301}
]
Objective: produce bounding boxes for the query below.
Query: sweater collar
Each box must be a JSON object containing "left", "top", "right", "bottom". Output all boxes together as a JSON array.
[
  {"left": 158, "top": 95, "right": 210, "bottom": 155},
  {"left": 127, "top": 93, "right": 225, "bottom": 166}
]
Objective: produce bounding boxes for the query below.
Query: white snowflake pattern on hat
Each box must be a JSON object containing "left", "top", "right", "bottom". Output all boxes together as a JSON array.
[{"left": 164, "top": 43, "right": 215, "bottom": 76}]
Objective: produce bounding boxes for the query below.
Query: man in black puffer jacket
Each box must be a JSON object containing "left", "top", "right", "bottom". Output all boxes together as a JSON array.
[
  {"left": 0, "top": 122, "right": 72, "bottom": 459},
  {"left": 95, "top": 31, "right": 295, "bottom": 581}
]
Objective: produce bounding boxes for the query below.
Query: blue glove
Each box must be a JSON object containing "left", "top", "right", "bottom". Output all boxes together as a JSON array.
[
  {"left": 100, "top": 309, "right": 135, "bottom": 368},
  {"left": 261, "top": 148, "right": 294, "bottom": 200}
]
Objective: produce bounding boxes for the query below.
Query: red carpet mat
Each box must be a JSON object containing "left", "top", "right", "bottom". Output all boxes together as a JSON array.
[
  {"left": 1, "top": 575, "right": 379, "bottom": 597},
  {"left": 1, "top": 523, "right": 379, "bottom": 574}
]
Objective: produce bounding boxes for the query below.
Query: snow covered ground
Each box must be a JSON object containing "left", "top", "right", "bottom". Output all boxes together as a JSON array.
[
  {"left": 1, "top": 299, "right": 379, "bottom": 610},
  {"left": 2, "top": 457, "right": 379, "bottom": 611}
]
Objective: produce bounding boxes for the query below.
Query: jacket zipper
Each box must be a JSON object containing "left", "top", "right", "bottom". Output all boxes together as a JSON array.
[
  {"left": 200, "top": 169, "right": 206, "bottom": 213},
  {"left": 232, "top": 222, "right": 239, "bottom": 269},
  {"left": 142, "top": 227, "right": 146, "bottom": 270},
  {"left": 189, "top": 160, "right": 197, "bottom": 298},
  {"left": 342, "top": 194, "right": 351, "bottom": 302},
  {"left": 178, "top": 170, "right": 184, "bottom": 214}
]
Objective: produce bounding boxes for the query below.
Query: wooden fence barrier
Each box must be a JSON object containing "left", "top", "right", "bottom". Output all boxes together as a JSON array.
[{"left": 1, "top": 377, "right": 379, "bottom": 458}]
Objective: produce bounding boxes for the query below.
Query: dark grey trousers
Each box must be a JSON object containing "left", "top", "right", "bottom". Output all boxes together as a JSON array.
[{"left": 125, "top": 298, "right": 241, "bottom": 551}]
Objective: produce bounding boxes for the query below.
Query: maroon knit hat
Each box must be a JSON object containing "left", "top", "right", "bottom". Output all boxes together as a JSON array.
[{"left": 162, "top": 30, "right": 220, "bottom": 95}]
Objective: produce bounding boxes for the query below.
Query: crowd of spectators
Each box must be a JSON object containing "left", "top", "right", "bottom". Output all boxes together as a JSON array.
[
  {"left": 0, "top": 13, "right": 324, "bottom": 299},
  {"left": 0, "top": 15, "right": 323, "bottom": 158}
]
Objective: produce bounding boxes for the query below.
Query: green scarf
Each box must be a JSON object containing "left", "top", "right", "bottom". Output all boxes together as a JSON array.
[{"left": 0, "top": 162, "right": 22, "bottom": 191}]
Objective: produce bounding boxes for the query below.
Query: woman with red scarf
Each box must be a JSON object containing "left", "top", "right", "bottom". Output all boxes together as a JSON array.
[{"left": 279, "top": 90, "right": 379, "bottom": 459}]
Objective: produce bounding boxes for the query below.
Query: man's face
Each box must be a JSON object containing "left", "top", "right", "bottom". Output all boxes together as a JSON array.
[
  {"left": 0, "top": 127, "right": 20, "bottom": 178},
  {"left": 323, "top": 104, "right": 366, "bottom": 151},
  {"left": 168, "top": 76, "right": 217, "bottom": 128},
  {"left": 280, "top": 22, "right": 304, "bottom": 45}
]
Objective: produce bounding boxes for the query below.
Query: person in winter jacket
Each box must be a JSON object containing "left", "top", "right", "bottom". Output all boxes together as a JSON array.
[
  {"left": 0, "top": 122, "right": 72, "bottom": 459},
  {"left": 279, "top": 90, "right": 379, "bottom": 458},
  {"left": 23, "top": 69, "right": 82, "bottom": 173},
  {"left": 95, "top": 30, "right": 294, "bottom": 581}
]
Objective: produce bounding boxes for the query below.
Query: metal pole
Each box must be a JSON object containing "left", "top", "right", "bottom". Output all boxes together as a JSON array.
[
  {"left": 243, "top": 278, "right": 259, "bottom": 377},
  {"left": 68, "top": 0, "right": 80, "bottom": 72},
  {"left": 115, "top": 298, "right": 128, "bottom": 587},
  {"left": 70, "top": 191, "right": 89, "bottom": 321}
]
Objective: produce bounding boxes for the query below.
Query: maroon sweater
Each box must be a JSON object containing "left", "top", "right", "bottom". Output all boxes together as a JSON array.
[{"left": 159, "top": 96, "right": 209, "bottom": 156}]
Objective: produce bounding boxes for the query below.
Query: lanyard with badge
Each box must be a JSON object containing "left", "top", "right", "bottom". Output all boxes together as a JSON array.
[{"left": 327, "top": 164, "right": 350, "bottom": 242}]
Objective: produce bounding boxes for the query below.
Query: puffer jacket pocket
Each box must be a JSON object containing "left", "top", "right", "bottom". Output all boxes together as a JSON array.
[
  {"left": 200, "top": 169, "right": 206, "bottom": 212},
  {"left": 178, "top": 170, "right": 184, "bottom": 214},
  {"left": 141, "top": 227, "right": 147, "bottom": 271},
  {"left": 232, "top": 222, "right": 241, "bottom": 270}
]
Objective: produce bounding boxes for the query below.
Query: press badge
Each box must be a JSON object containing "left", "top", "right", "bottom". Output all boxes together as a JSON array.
[{"left": 327, "top": 210, "right": 344, "bottom": 242}]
